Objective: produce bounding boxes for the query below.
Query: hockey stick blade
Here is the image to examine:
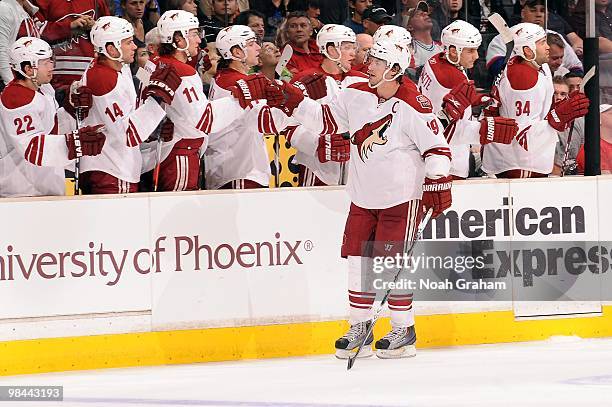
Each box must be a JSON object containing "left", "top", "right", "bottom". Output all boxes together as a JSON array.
[
  {"left": 488, "top": 13, "right": 513, "bottom": 44},
  {"left": 276, "top": 46, "right": 293, "bottom": 78},
  {"left": 580, "top": 66, "right": 596, "bottom": 93},
  {"left": 347, "top": 208, "right": 434, "bottom": 370}
]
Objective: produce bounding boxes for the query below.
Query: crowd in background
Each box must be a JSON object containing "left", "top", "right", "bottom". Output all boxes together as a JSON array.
[{"left": 0, "top": 0, "right": 610, "bottom": 196}]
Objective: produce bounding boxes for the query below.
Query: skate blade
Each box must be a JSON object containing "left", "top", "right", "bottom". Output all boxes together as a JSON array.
[
  {"left": 335, "top": 346, "right": 373, "bottom": 359},
  {"left": 376, "top": 345, "right": 417, "bottom": 359}
]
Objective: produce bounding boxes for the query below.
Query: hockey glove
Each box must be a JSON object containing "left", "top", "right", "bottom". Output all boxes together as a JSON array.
[
  {"left": 293, "top": 72, "right": 328, "bottom": 100},
  {"left": 442, "top": 80, "right": 488, "bottom": 122},
  {"left": 546, "top": 91, "right": 590, "bottom": 131},
  {"left": 229, "top": 74, "right": 278, "bottom": 109},
  {"left": 201, "top": 52, "right": 213, "bottom": 72},
  {"left": 143, "top": 65, "right": 182, "bottom": 105},
  {"left": 479, "top": 117, "right": 518, "bottom": 145},
  {"left": 421, "top": 176, "right": 452, "bottom": 219},
  {"left": 159, "top": 119, "right": 174, "bottom": 142},
  {"left": 268, "top": 81, "right": 305, "bottom": 116},
  {"left": 66, "top": 124, "right": 106, "bottom": 160},
  {"left": 317, "top": 134, "right": 350, "bottom": 163},
  {"left": 65, "top": 82, "right": 93, "bottom": 120}
]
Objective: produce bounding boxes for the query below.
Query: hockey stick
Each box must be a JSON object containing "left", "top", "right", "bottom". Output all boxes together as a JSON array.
[
  {"left": 338, "top": 132, "right": 351, "bottom": 185},
  {"left": 74, "top": 106, "right": 83, "bottom": 195},
  {"left": 561, "top": 66, "right": 596, "bottom": 176},
  {"left": 347, "top": 207, "right": 434, "bottom": 370},
  {"left": 275, "top": 46, "right": 293, "bottom": 79},
  {"left": 488, "top": 13, "right": 514, "bottom": 78}
]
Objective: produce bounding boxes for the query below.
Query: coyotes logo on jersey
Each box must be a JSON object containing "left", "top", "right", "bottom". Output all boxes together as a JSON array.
[{"left": 351, "top": 113, "right": 393, "bottom": 161}]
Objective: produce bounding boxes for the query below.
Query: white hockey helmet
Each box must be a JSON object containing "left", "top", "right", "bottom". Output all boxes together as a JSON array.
[
  {"left": 372, "top": 25, "right": 412, "bottom": 48},
  {"left": 440, "top": 20, "right": 482, "bottom": 65},
  {"left": 316, "top": 24, "right": 356, "bottom": 60},
  {"left": 367, "top": 39, "right": 411, "bottom": 88},
  {"left": 9, "top": 37, "right": 53, "bottom": 80},
  {"left": 215, "top": 25, "right": 257, "bottom": 61},
  {"left": 90, "top": 16, "right": 134, "bottom": 62},
  {"left": 511, "top": 22, "right": 546, "bottom": 63},
  {"left": 158, "top": 10, "right": 199, "bottom": 46}
]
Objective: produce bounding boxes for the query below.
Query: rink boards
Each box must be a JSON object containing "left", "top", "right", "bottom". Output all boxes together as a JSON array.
[{"left": 1, "top": 176, "right": 612, "bottom": 375}]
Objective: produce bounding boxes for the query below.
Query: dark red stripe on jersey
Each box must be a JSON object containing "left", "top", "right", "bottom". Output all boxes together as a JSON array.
[
  {"left": 444, "top": 121, "right": 457, "bottom": 143},
  {"left": 197, "top": 104, "right": 213, "bottom": 134},
  {"left": 126, "top": 120, "right": 141, "bottom": 147},
  {"left": 25, "top": 137, "right": 40, "bottom": 165},
  {"left": 321, "top": 105, "right": 338, "bottom": 135},
  {"left": 257, "top": 107, "right": 278, "bottom": 134},
  {"left": 52, "top": 115, "right": 59, "bottom": 135},
  {"left": 37, "top": 135, "right": 45, "bottom": 166},
  {"left": 284, "top": 126, "right": 298, "bottom": 144},
  {"left": 422, "top": 147, "right": 452, "bottom": 160}
]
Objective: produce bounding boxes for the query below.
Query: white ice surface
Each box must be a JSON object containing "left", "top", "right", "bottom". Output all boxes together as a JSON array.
[{"left": 1, "top": 337, "right": 612, "bottom": 407}]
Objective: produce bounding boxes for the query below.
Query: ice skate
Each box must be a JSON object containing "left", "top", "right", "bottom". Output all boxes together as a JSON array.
[
  {"left": 375, "top": 325, "right": 417, "bottom": 359},
  {"left": 334, "top": 320, "right": 373, "bottom": 359}
]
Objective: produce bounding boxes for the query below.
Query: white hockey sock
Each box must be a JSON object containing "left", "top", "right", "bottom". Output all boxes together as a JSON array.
[
  {"left": 388, "top": 292, "right": 414, "bottom": 328},
  {"left": 347, "top": 256, "right": 375, "bottom": 324}
]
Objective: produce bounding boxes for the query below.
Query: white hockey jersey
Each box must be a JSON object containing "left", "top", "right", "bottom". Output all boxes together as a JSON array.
[
  {"left": 204, "top": 68, "right": 288, "bottom": 190},
  {"left": 486, "top": 30, "right": 582, "bottom": 74},
  {"left": 418, "top": 53, "right": 481, "bottom": 178},
  {"left": 0, "top": 82, "right": 76, "bottom": 197},
  {"left": 482, "top": 57, "right": 558, "bottom": 174},
  {"left": 288, "top": 67, "right": 368, "bottom": 185},
  {"left": 80, "top": 61, "right": 166, "bottom": 183},
  {"left": 140, "top": 57, "right": 246, "bottom": 174},
  {"left": 291, "top": 81, "right": 451, "bottom": 209}
]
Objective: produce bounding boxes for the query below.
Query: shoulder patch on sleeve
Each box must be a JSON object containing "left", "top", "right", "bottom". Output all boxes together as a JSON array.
[
  {"left": 506, "top": 58, "right": 539, "bottom": 90},
  {"left": 0, "top": 82, "right": 35, "bottom": 109},
  {"left": 394, "top": 83, "right": 434, "bottom": 113},
  {"left": 429, "top": 53, "right": 467, "bottom": 90},
  {"left": 86, "top": 63, "right": 119, "bottom": 97},
  {"left": 214, "top": 68, "right": 249, "bottom": 90}
]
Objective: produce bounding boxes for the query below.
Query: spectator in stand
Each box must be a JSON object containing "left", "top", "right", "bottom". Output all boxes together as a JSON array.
[
  {"left": 551, "top": 76, "right": 584, "bottom": 175},
  {"left": 281, "top": 11, "right": 323, "bottom": 76},
  {"left": 115, "top": 0, "right": 160, "bottom": 26},
  {"left": 250, "top": 0, "right": 288, "bottom": 39},
  {"left": 406, "top": 1, "right": 443, "bottom": 70},
  {"left": 252, "top": 41, "right": 291, "bottom": 80},
  {"left": 352, "top": 32, "right": 373, "bottom": 73},
  {"left": 36, "top": 0, "right": 111, "bottom": 95},
  {"left": 576, "top": 105, "right": 612, "bottom": 174},
  {"left": 236, "top": 10, "right": 266, "bottom": 42},
  {"left": 198, "top": 0, "right": 249, "bottom": 18},
  {"left": 318, "top": 0, "right": 348, "bottom": 24},
  {"left": 0, "top": 0, "right": 44, "bottom": 88},
  {"left": 361, "top": 6, "right": 392, "bottom": 36},
  {"left": 145, "top": 26, "right": 161, "bottom": 55},
  {"left": 430, "top": 0, "right": 462, "bottom": 38},
  {"left": 486, "top": 0, "right": 582, "bottom": 79},
  {"left": 596, "top": 0, "right": 612, "bottom": 53},
  {"left": 465, "top": 0, "right": 509, "bottom": 34},
  {"left": 166, "top": 0, "right": 198, "bottom": 16},
  {"left": 120, "top": 0, "right": 153, "bottom": 43},
  {"left": 344, "top": 0, "right": 372, "bottom": 35},
  {"left": 548, "top": 32, "right": 567, "bottom": 76},
  {"left": 564, "top": 71, "right": 583, "bottom": 93},
  {"left": 201, "top": 0, "right": 238, "bottom": 44},
  {"left": 305, "top": 0, "right": 323, "bottom": 33}
]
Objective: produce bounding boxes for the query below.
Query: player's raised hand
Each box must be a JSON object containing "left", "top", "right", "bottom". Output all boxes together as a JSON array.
[
  {"left": 546, "top": 91, "right": 590, "bottom": 131},
  {"left": 421, "top": 176, "right": 452, "bottom": 219},
  {"left": 65, "top": 124, "right": 106, "bottom": 160},
  {"left": 317, "top": 134, "right": 350, "bottom": 163},
  {"left": 65, "top": 82, "right": 93, "bottom": 120},
  {"left": 143, "top": 65, "right": 181, "bottom": 105},
  {"left": 293, "top": 73, "right": 327, "bottom": 100},
  {"left": 442, "top": 80, "right": 488, "bottom": 121},
  {"left": 479, "top": 117, "right": 518, "bottom": 145}
]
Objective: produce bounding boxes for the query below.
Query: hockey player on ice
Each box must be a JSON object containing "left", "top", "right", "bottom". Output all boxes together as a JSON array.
[
  {"left": 141, "top": 12, "right": 267, "bottom": 191},
  {"left": 204, "top": 25, "right": 287, "bottom": 190},
  {"left": 0, "top": 37, "right": 106, "bottom": 197},
  {"left": 268, "top": 38, "right": 452, "bottom": 359},
  {"left": 417, "top": 20, "right": 519, "bottom": 179},
  {"left": 481, "top": 22, "right": 589, "bottom": 178},
  {"left": 287, "top": 24, "right": 366, "bottom": 187}
]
